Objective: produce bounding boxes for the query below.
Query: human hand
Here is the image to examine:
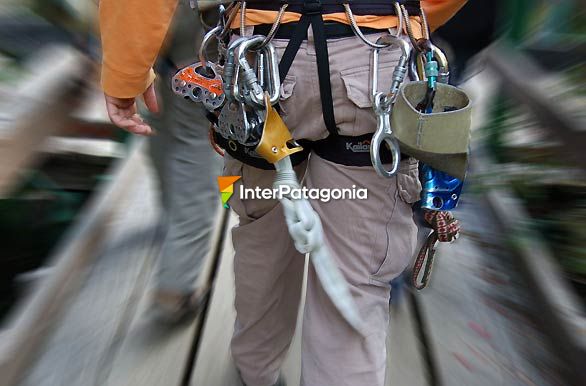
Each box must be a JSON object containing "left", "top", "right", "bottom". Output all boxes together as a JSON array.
[{"left": 104, "top": 83, "right": 159, "bottom": 135}]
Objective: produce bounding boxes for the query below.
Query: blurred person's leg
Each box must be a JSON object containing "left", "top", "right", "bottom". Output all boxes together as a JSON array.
[
  {"left": 224, "top": 156, "right": 307, "bottom": 386},
  {"left": 148, "top": 2, "right": 222, "bottom": 318},
  {"left": 300, "top": 155, "right": 420, "bottom": 386}
]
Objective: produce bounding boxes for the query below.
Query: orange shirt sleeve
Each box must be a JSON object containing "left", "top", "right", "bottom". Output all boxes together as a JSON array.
[{"left": 100, "top": 0, "right": 178, "bottom": 98}]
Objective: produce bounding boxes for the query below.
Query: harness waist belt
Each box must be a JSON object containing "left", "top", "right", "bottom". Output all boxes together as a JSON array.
[
  {"left": 213, "top": 131, "right": 311, "bottom": 170},
  {"left": 312, "top": 133, "right": 405, "bottom": 166},
  {"left": 212, "top": 130, "right": 404, "bottom": 169},
  {"left": 246, "top": 0, "right": 421, "bottom": 16},
  {"left": 246, "top": 22, "right": 385, "bottom": 40}
]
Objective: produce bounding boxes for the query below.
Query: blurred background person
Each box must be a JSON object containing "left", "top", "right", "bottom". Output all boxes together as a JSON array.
[
  {"left": 146, "top": 2, "right": 222, "bottom": 322},
  {"left": 100, "top": 1, "right": 220, "bottom": 322}
]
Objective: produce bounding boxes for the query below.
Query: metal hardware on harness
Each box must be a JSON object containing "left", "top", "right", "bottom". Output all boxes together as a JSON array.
[
  {"left": 198, "top": 25, "right": 222, "bottom": 68},
  {"left": 216, "top": 34, "right": 281, "bottom": 147},
  {"left": 420, "top": 164, "right": 463, "bottom": 211},
  {"left": 255, "top": 93, "right": 303, "bottom": 163},
  {"left": 369, "top": 34, "right": 409, "bottom": 178},
  {"left": 344, "top": 2, "right": 403, "bottom": 48},
  {"left": 399, "top": 3, "right": 449, "bottom": 84},
  {"left": 172, "top": 23, "right": 228, "bottom": 111},
  {"left": 415, "top": 42, "right": 449, "bottom": 84},
  {"left": 371, "top": 34, "right": 411, "bottom": 101},
  {"left": 236, "top": 36, "right": 280, "bottom": 108},
  {"left": 222, "top": 36, "right": 248, "bottom": 102},
  {"left": 371, "top": 92, "right": 401, "bottom": 178},
  {"left": 217, "top": 100, "right": 264, "bottom": 146},
  {"left": 218, "top": 2, "right": 239, "bottom": 41},
  {"left": 400, "top": 3, "right": 430, "bottom": 44},
  {"left": 172, "top": 63, "right": 225, "bottom": 111}
]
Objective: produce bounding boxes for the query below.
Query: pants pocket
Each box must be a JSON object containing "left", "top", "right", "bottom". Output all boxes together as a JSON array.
[
  {"left": 369, "top": 160, "right": 420, "bottom": 286},
  {"left": 338, "top": 57, "right": 400, "bottom": 137}
]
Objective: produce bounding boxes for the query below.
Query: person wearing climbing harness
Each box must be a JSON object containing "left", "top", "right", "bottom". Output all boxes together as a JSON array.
[{"left": 99, "top": 1, "right": 469, "bottom": 385}]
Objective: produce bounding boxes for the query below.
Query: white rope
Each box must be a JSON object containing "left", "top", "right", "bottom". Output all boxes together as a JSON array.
[{"left": 274, "top": 158, "right": 366, "bottom": 336}]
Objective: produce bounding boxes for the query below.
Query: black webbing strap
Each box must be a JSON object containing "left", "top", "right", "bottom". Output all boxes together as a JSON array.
[
  {"left": 278, "top": 0, "right": 339, "bottom": 137},
  {"left": 247, "top": 0, "right": 421, "bottom": 15},
  {"left": 312, "top": 133, "right": 406, "bottom": 166}
]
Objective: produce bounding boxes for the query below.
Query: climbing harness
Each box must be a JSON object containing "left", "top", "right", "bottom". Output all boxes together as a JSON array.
[{"left": 173, "top": 0, "right": 470, "bottom": 321}]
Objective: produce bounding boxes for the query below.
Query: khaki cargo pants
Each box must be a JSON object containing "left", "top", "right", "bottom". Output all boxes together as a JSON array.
[{"left": 224, "top": 31, "right": 422, "bottom": 386}]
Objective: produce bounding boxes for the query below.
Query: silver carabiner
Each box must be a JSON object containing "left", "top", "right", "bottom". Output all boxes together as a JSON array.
[
  {"left": 257, "top": 41, "right": 280, "bottom": 105},
  {"left": 430, "top": 43, "right": 449, "bottom": 84},
  {"left": 370, "top": 93, "right": 401, "bottom": 178},
  {"left": 236, "top": 35, "right": 266, "bottom": 107},
  {"left": 369, "top": 35, "right": 408, "bottom": 178},
  {"left": 415, "top": 42, "right": 450, "bottom": 84},
  {"left": 223, "top": 36, "right": 249, "bottom": 102},
  {"left": 372, "top": 35, "right": 411, "bottom": 101},
  {"left": 233, "top": 36, "right": 281, "bottom": 108},
  {"left": 198, "top": 25, "right": 222, "bottom": 69}
]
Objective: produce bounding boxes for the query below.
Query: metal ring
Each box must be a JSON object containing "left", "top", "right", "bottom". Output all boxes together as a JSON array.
[{"left": 370, "top": 93, "right": 401, "bottom": 178}]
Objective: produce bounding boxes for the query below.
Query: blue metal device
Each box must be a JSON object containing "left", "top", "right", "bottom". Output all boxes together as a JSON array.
[{"left": 420, "top": 164, "right": 463, "bottom": 210}]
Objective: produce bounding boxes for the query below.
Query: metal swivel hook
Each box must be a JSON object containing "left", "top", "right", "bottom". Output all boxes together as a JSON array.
[{"left": 370, "top": 93, "right": 401, "bottom": 178}]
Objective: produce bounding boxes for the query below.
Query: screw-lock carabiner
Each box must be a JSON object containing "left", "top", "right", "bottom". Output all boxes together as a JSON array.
[
  {"left": 372, "top": 35, "right": 412, "bottom": 102},
  {"left": 236, "top": 36, "right": 280, "bottom": 108}
]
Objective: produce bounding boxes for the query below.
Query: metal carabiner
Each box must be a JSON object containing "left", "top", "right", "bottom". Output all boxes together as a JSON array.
[
  {"left": 223, "top": 36, "right": 249, "bottom": 102},
  {"left": 409, "top": 51, "right": 421, "bottom": 81},
  {"left": 236, "top": 36, "right": 271, "bottom": 108},
  {"left": 431, "top": 43, "right": 449, "bottom": 84},
  {"left": 370, "top": 92, "right": 401, "bottom": 178},
  {"left": 257, "top": 41, "right": 281, "bottom": 105},
  {"left": 415, "top": 42, "right": 450, "bottom": 84},
  {"left": 372, "top": 35, "right": 411, "bottom": 101},
  {"left": 198, "top": 25, "right": 222, "bottom": 69},
  {"left": 344, "top": 2, "right": 403, "bottom": 49},
  {"left": 369, "top": 35, "right": 409, "bottom": 178}
]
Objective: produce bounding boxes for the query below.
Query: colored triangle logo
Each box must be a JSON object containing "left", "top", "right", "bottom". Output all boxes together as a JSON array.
[
  {"left": 217, "top": 176, "right": 241, "bottom": 208},
  {"left": 218, "top": 176, "right": 241, "bottom": 192}
]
